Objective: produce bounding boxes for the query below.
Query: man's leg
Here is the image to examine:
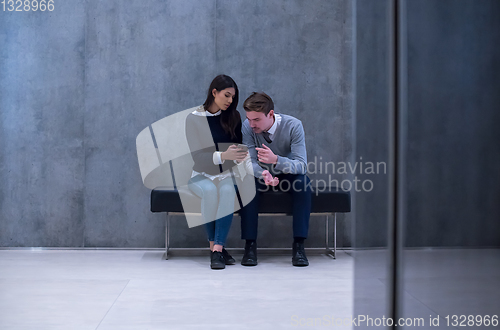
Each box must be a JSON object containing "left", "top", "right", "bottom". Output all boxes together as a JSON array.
[
  {"left": 279, "top": 173, "right": 312, "bottom": 267},
  {"left": 239, "top": 175, "right": 264, "bottom": 239},
  {"left": 238, "top": 175, "right": 265, "bottom": 266}
]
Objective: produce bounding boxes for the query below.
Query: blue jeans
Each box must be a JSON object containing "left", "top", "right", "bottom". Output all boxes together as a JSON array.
[{"left": 187, "top": 175, "right": 236, "bottom": 246}]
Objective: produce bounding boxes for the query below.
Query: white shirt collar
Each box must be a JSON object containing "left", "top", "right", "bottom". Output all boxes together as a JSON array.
[
  {"left": 191, "top": 105, "right": 221, "bottom": 117},
  {"left": 265, "top": 114, "right": 281, "bottom": 137}
]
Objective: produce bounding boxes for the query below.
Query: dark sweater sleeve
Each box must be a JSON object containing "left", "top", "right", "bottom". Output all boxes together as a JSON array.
[{"left": 185, "top": 114, "right": 220, "bottom": 172}]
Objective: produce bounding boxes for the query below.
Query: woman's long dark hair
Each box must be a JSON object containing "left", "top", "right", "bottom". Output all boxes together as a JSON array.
[{"left": 203, "top": 75, "right": 240, "bottom": 139}]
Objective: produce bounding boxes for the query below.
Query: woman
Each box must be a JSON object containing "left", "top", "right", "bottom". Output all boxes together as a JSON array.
[{"left": 185, "top": 75, "right": 248, "bottom": 270}]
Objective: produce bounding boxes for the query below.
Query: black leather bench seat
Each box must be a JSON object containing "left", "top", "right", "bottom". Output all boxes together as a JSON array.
[{"left": 151, "top": 186, "right": 351, "bottom": 214}]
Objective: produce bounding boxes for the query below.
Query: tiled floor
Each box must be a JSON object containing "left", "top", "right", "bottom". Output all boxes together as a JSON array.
[
  {"left": 1, "top": 248, "right": 498, "bottom": 329},
  {"left": 0, "top": 249, "right": 354, "bottom": 330}
]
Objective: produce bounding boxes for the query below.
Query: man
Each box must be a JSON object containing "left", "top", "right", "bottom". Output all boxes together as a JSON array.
[{"left": 239, "top": 92, "right": 312, "bottom": 267}]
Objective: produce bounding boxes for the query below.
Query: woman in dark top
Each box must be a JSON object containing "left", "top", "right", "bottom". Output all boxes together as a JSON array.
[{"left": 185, "top": 75, "right": 248, "bottom": 269}]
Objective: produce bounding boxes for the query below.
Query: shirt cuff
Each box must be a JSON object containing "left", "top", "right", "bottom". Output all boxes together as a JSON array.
[{"left": 213, "top": 151, "right": 225, "bottom": 165}]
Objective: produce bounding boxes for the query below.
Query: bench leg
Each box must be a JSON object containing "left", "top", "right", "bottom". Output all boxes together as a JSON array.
[
  {"left": 334, "top": 213, "right": 337, "bottom": 259},
  {"left": 325, "top": 214, "right": 329, "bottom": 251},
  {"left": 163, "top": 213, "right": 170, "bottom": 260},
  {"left": 325, "top": 213, "right": 337, "bottom": 259}
]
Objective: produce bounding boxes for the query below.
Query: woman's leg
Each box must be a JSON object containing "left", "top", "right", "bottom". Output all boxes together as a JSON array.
[
  {"left": 187, "top": 175, "right": 218, "bottom": 247},
  {"left": 212, "top": 176, "right": 237, "bottom": 251}
]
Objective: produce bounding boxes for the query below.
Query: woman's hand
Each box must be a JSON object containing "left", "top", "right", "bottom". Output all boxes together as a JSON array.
[
  {"left": 235, "top": 153, "right": 250, "bottom": 164},
  {"left": 221, "top": 145, "right": 248, "bottom": 162}
]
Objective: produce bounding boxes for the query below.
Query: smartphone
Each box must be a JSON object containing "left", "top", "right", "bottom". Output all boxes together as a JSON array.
[{"left": 237, "top": 144, "right": 248, "bottom": 152}]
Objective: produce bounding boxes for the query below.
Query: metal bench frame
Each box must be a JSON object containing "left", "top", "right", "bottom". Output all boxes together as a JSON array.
[{"left": 163, "top": 212, "right": 337, "bottom": 260}]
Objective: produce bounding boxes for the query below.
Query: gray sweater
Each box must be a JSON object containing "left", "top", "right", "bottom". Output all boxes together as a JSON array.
[{"left": 242, "top": 114, "right": 307, "bottom": 178}]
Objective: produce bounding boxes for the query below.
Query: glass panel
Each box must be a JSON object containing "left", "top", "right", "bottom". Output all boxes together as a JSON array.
[
  {"left": 401, "top": 1, "right": 500, "bottom": 329},
  {"left": 354, "top": 1, "right": 392, "bottom": 328}
]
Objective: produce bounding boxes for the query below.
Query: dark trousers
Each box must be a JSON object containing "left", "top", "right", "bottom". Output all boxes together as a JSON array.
[{"left": 239, "top": 173, "right": 312, "bottom": 240}]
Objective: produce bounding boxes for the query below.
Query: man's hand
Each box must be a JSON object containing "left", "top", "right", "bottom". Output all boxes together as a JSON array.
[
  {"left": 255, "top": 144, "right": 278, "bottom": 164},
  {"left": 262, "top": 170, "right": 279, "bottom": 186}
]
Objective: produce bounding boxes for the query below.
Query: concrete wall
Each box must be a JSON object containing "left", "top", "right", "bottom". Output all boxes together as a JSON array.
[{"left": 0, "top": 0, "right": 354, "bottom": 248}]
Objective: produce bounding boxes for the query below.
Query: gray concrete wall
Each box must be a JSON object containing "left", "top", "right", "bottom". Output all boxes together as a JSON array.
[
  {"left": 0, "top": 0, "right": 354, "bottom": 248},
  {"left": 0, "top": 1, "right": 87, "bottom": 246}
]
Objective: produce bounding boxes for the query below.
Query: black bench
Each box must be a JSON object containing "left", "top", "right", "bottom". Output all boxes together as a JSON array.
[{"left": 151, "top": 185, "right": 351, "bottom": 259}]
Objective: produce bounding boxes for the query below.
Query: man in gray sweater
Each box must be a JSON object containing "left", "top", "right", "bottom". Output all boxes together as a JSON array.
[{"left": 239, "top": 92, "right": 312, "bottom": 267}]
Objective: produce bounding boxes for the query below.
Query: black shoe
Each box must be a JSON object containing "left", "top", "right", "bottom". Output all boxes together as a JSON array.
[
  {"left": 241, "top": 241, "right": 258, "bottom": 266},
  {"left": 210, "top": 251, "right": 225, "bottom": 270},
  {"left": 222, "top": 248, "right": 235, "bottom": 265},
  {"left": 292, "top": 242, "right": 309, "bottom": 267}
]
